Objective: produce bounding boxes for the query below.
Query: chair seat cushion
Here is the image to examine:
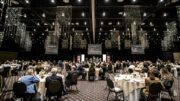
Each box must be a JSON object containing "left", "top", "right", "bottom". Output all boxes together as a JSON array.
[{"left": 111, "top": 87, "right": 123, "bottom": 92}]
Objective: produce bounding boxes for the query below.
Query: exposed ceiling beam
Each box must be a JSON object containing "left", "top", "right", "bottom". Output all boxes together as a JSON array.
[{"left": 91, "top": 0, "right": 96, "bottom": 43}]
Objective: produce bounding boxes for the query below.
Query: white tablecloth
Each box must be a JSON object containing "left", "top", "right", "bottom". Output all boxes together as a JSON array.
[
  {"left": 84, "top": 68, "right": 102, "bottom": 80},
  {"left": 114, "top": 74, "right": 145, "bottom": 101}
]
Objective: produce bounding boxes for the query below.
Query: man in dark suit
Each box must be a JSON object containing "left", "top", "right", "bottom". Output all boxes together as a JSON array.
[{"left": 45, "top": 68, "right": 66, "bottom": 100}]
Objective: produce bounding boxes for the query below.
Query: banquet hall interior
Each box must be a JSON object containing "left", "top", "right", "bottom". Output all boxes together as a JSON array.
[{"left": 0, "top": 0, "right": 180, "bottom": 101}]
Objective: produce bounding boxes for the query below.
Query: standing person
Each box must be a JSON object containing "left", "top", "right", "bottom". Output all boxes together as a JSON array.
[{"left": 19, "top": 69, "right": 40, "bottom": 101}]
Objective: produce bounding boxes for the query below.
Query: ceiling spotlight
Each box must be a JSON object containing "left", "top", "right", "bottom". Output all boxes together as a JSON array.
[
  {"left": 42, "top": 33, "right": 45, "bottom": 36},
  {"left": 132, "top": 0, "right": 136, "bottom": 2},
  {"left": 72, "top": 28, "right": 75, "bottom": 31},
  {"left": 143, "top": 12, "right": 147, "bottom": 17},
  {"left": 63, "top": 0, "right": 70, "bottom": 3},
  {"left": 150, "top": 22, "right": 154, "bottom": 26},
  {"left": 76, "top": 22, "right": 79, "bottom": 25},
  {"left": 117, "top": 21, "right": 120, "bottom": 25},
  {"left": 100, "top": 28, "right": 102, "bottom": 31},
  {"left": 37, "top": 22, "right": 40, "bottom": 26},
  {"left": 23, "top": 14, "right": 27, "bottom": 18},
  {"left": 62, "top": 12, "right": 65, "bottom": 17},
  {"left": 25, "top": 0, "right": 30, "bottom": 4},
  {"left": 101, "top": 21, "right": 104, "bottom": 25},
  {"left": 84, "top": 21, "right": 87, "bottom": 25},
  {"left": 44, "top": 23, "right": 48, "bottom": 25},
  {"left": 105, "top": 0, "right": 109, "bottom": 3},
  {"left": 42, "top": 13, "right": 46, "bottom": 17},
  {"left": 118, "top": 12, "right": 124, "bottom": 15},
  {"left": 102, "top": 12, "right": 106, "bottom": 17},
  {"left": 45, "top": 28, "right": 49, "bottom": 32},
  {"left": 50, "top": 0, "right": 55, "bottom": 3},
  {"left": 160, "top": 0, "right": 164, "bottom": 2},
  {"left": 123, "top": 12, "right": 127, "bottom": 16},
  {"left": 52, "top": 22, "right": 55, "bottom": 26},
  {"left": 82, "top": 12, "right": 85, "bottom": 17},
  {"left": 33, "top": 29, "right": 36, "bottom": 31},
  {"left": 108, "top": 22, "right": 112, "bottom": 25},
  {"left": 153, "top": 28, "right": 156, "bottom": 31},
  {"left": 86, "top": 28, "right": 88, "bottom": 31},
  {"left": 141, "top": 22, "right": 145, "bottom": 25},
  {"left": 113, "top": 28, "right": 116, "bottom": 31},
  {"left": 163, "top": 12, "right": 167, "bottom": 17},
  {"left": 140, "top": 28, "right": 143, "bottom": 31},
  {"left": 117, "top": 0, "right": 124, "bottom": 2},
  {"left": 77, "top": 0, "right": 82, "bottom": 3},
  {"left": 1, "top": 1, "right": 4, "bottom": 4},
  {"left": 165, "top": 22, "right": 168, "bottom": 26},
  {"left": 133, "top": 21, "right": 136, "bottom": 25}
]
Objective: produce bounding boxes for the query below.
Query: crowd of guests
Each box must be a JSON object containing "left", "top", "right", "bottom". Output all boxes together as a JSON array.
[{"left": 0, "top": 59, "right": 179, "bottom": 100}]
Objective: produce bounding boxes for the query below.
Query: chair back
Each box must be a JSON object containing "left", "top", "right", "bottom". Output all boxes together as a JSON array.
[
  {"left": 149, "top": 82, "right": 162, "bottom": 97},
  {"left": 71, "top": 73, "right": 78, "bottom": 85},
  {"left": 162, "top": 78, "right": 174, "bottom": 90},
  {"left": 107, "top": 78, "right": 114, "bottom": 89},
  {"left": 177, "top": 68, "right": 180, "bottom": 77},
  {"left": 13, "top": 81, "right": 26, "bottom": 97},
  {"left": 88, "top": 68, "right": 95, "bottom": 76},
  {"left": 3, "top": 67, "right": 11, "bottom": 77},
  {"left": 47, "top": 80, "right": 61, "bottom": 94},
  {"left": 0, "top": 75, "right": 5, "bottom": 92}
]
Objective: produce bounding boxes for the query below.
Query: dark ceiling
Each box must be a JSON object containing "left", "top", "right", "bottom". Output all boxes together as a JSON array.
[{"left": 2, "top": 0, "right": 180, "bottom": 45}]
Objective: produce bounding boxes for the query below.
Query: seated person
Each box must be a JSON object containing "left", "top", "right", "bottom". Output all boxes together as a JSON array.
[
  {"left": 140, "top": 71, "right": 165, "bottom": 100},
  {"left": 107, "top": 62, "right": 113, "bottom": 73},
  {"left": 99, "top": 63, "right": 107, "bottom": 80},
  {"left": 150, "top": 66, "right": 160, "bottom": 78},
  {"left": 160, "top": 68, "right": 173, "bottom": 90},
  {"left": 45, "top": 68, "right": 66, "bottom": 100},
  {"left": 3, "top": 61, "right": 11, "bottom": 68},
  {"left": 19, "top": 69, "right": 40, "bottom": 101},
  {"left": 77, "top": 63, "right": 86, "bottom": 80},
  {"left": 65, "top": 66, "right": 78, "bottom": 88},
  {"left": 36, "top": 62, "right": 44, "bottom": 74},
  {"left": 88, "top": 64, "right": 95, "bottom": 80}
]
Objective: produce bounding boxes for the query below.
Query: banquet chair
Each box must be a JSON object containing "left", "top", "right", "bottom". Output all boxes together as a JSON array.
[
  {"left": 146, "top": 82, "right": 162, "bottom": 101},
  {"left": 12, "top": 81, "right": 26, "bottom": 101},
  {"left": 46, "top": 80, "right": 62, "bottom": 101},
  {"left": 3, "top": 67, "right": 11, "bottom": 77},
  {"left": 107, "top": 78, "right": 124, "bottom": 101},
  {"left": 88, "top": 68, "right": 95, "bottom": 81},
  {"left": 70, "top": 73, "right": 79, "bottom": 91},
  {"left": 104, "top": 73, "right": 110, "bottom": 90},
  {"left": 161, "top": 79, "right": 174, "bottom": 100},
  {"left": 0, "top": 75, "right": 13, "bottom": 100},
  {"left": 177, "top": 68, "right": 180, "bottom": 79}
]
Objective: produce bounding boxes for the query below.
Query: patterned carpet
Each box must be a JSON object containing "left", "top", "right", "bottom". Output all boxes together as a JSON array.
[{"left": 1, "top": 73, "right": 180, "bottom": 101}]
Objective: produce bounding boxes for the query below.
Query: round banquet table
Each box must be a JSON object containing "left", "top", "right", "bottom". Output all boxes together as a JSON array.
[
  {"left": 114, "top": 74, "right": 145, "bottom": 101},
  {"left": 36, "top": 73, "right": 65, "bottom": 98},
  {"left": 84, "top": 68, "right": 102, "bottom": 80}
]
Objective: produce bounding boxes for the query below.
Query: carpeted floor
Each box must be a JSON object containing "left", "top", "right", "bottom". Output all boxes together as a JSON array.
[{"left": 1, "top": 73, "right": 180, "bottom": 101}]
